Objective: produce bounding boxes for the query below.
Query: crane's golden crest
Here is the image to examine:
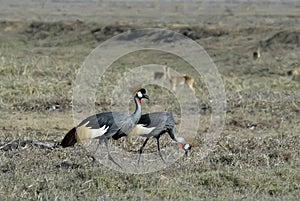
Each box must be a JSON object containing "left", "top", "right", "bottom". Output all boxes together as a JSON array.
[
  {"left": 131, "top": 85, "right": 142, "bottom": 95},
  {"left": 131, "top": 87, "right": 147, "bottom": 98}
]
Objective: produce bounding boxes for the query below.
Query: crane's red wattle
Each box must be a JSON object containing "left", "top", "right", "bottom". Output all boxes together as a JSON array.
[
  {"left": 179, "top": 143, "right": 183, "bottom": 149},
  {"left": 138, "top": 99, "right": 142, "bottom": 104}
]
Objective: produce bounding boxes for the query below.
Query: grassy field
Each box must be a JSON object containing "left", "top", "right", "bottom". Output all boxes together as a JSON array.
[{"left": 0, "top": 1, "right": 300, "bottom": 200}]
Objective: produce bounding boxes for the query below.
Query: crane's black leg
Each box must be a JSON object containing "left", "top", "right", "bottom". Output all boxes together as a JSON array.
[
  {"left": 104, "top": 138, "right": 122, "bottom": 168},
  {"left": 91, "top": 138, "right": 103, "bottom": 163},
  {"left": 137, "top": 138, "right": 150, "bottom": 165},
  {"left": 156, "top": 137, "right": 166, "bottom": 163}
]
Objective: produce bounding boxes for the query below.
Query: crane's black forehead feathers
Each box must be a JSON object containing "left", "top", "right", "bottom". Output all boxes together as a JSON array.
[{"left": 139, "top": 88, "right": 146, "bottom": 94}]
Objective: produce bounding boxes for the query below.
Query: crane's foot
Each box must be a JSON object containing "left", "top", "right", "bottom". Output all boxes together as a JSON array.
[
  {"left": 91, "top": 155, "right": 97, "bottom": 163},
  {"left": 137, "top": 154, "right": 142, "bottom": 166},
  {"left": 158, "top": 151, "right": 167, "bottom": 164},
  {"left": 108, "top": 154, "right": 122, "bottom": 169},
  {"left": 156, "top": 138, "right": 166, "bottom": 164},
  {"left": 137, "top": 138, "right": 149, "bottom": 165}
]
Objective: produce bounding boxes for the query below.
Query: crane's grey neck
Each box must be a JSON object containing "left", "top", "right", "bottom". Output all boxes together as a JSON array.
[
  {"left": 131, "top": 96, "right": 142, "bottom": 124},
  {"left": 175, "top": 136, "right": 186, "bottom": 144},
  {"left": 168, "top": 128, "right": 186, "bottom": 144}
]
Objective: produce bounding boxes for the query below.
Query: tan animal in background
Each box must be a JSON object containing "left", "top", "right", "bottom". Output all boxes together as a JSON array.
[
  {"left": 253, "top": 47, "right": 261, "bottom": 61},
  {"left": 165, "top": 66, "right": 195, "bottom": 93},
  {"left": 287, "top": 68, "right": 298, "bottom": 80}
]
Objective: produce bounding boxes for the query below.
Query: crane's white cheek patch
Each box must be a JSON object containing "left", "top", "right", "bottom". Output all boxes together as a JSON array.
[
  {"left": 137, "top": 91, "right": 143, "bottom": 98},
  {"left": 184, "top": 144, "right": 191, "bottom": 150},
  {"left": 89, "top": 125, "right": 109, "bottom": 139}
]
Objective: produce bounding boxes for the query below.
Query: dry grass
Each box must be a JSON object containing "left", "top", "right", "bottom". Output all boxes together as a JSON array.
[{"left": 0, "top": 3, "right": 300, "bottom": 200}]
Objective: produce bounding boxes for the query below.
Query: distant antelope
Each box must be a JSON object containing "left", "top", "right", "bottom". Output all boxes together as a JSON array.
[
  {"left": 287, "top": 69, "right": 298, "bottom": 80},
  {"left": 253, "top": 47, "right": 261, "bottom": 61},
  {"left": 165, "top": 66, "right": 196, "bottom": 94}
]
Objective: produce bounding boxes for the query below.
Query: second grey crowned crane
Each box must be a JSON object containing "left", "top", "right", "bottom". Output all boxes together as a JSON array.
[
  {"left": 61, "top": 88, "right": 149, "bottom": 168},
  {"left": 113, "top": 111, "right": 191, "bottom": 164}
]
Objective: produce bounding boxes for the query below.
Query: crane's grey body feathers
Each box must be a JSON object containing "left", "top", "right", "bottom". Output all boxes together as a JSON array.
[
  {"left": 77, "top": 111, "right": 138, "bottom": 139},
  {"left": 112, "top": 111, "right": 191, "bottom": 164},
  {"left": 137, "top": 111, "right": 174, "bottom": 137},
  {"left": 113, "top": 112, "right": 175, "bottom": 139}
]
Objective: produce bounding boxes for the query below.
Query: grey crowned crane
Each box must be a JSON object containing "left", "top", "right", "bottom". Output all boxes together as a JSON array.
[
  {"left": 61, "top": 88, "right": 149, "bottom": 168},
  {"left": 112, "top": 111, "right": 191, "bottom": 164}
]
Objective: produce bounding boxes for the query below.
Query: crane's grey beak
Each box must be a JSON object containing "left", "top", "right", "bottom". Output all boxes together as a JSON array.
[{"left": 143, "top": 94, "right": 149, "bottom": 100}]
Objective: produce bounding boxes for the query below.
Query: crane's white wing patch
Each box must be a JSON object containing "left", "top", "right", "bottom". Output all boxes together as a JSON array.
[
  {"left": 135, "top": 124, "right": 156, "bottom": 135},
  {"left": 88, "top": 125, "right": 109, "bottom": 139},
  {"left": 127, "top": 124, "right": 156, "bottom": 138}
]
